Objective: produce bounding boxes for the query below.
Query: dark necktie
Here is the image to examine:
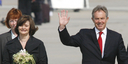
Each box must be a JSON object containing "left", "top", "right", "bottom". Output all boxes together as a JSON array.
[{"left": 98, "top": 32, "right": 103, "bottom": 54}]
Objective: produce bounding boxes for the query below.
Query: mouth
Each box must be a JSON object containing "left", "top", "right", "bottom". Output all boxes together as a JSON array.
[
  {"left": 97, "top": 24, "right": 103, "bottom": 27},
  {"left": 20, "top": 30, "right": 27, "bottom": 32},
  {"left": 13, "top": 25, "right": 16, "bottom": 27}
]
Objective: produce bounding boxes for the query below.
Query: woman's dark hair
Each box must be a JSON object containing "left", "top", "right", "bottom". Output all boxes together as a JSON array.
[{"left": 15, "top": 15, "right": 38, "bottom": 35}]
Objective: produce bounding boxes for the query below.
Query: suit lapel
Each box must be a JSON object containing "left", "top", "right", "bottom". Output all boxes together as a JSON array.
[
  {"left": 2, "top": 31, "right": 12, "bottom": 52},
  {"left": 127, "top": 46, "right": 128, "bottom": 57},
  {"left": 6, "top": 31, "right": 12, "bottom": 41},
  {"left": 7, "top": 37, "right": 23, "bottom": 53},
  {"left": 25, "top": 36, "right": 39, "bottom": 52},
  {"left": 104, "top": 29, "right": 112, "bottom": 57},
  {"left": 90, "top": 28, "right": 101, "bottom": 59},
  {"left": 15, "top": 37, "right": 23, "bottom": 51},
  {"left": 25, "top": 36, "right": 32, "bottom": 52}
]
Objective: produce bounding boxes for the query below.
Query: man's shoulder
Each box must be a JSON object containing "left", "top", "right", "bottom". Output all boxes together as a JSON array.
[
  {"left": 107, "top": 29, "right": 122, "bottom": 39},
  {"left": 107, "top": 28, "right": 121, "bottom": 35},
  {"left": 77, "top": 28, "right": 94, "bottom": 35},
  {"left": 80, "top": 28, "right": 94, "bottom": 32}
]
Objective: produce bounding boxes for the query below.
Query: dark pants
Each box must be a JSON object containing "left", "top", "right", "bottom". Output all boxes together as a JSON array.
[
  {"left": 33, "top": 4, "right": 43, "bottom": 24},
  {"left": 33, "top": 9, "right": 43, "bottom": 24},
  {"left": 18, "top": 0, "right": 31, "bottom": 16}
]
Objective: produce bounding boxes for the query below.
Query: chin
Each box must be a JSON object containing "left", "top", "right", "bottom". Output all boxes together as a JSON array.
[
  {"left": 20, "top": 32, "right": 27, "bottom": 34},
  {"left": 97, "top": 28, "right": 104, "bottom": 31},
  {"left": 21, "top": 34, "right": 28, "bottom": 36}
]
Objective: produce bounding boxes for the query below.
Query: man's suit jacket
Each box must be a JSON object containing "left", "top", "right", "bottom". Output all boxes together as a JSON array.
[
  {"left": 59, "top": 28, "right": 127, "bottom": 64},
  {"left": 3, "top": 36, "right": 48, "bottom": 64},
  {"left": 125, "top": 47, "right": 128, "bottom": 64},
  {"left": 0, "top": 31, "right": 11, "bottom": 64}
]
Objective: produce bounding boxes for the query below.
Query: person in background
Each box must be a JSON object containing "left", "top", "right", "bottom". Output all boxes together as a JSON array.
[
  {"left": 18, "top": 0, "right": 35, "bottom": 16},
  {"left": 31, "top": 0, "right": 44, "bottom": 25},
  {"left": 0, "top": 0, "right": 2, "bottom": 6},
  {"left": 0, "top": 8, "right": 22, "bottom": 64},
  {"left": 58, "top": 5, "right": 127, "bottom": 64},
  {"left": 3, "top": 15, "right": 48, "bottom": 64}
]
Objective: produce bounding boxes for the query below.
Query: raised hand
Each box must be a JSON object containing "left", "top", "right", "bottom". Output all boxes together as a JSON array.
[{"left": 58, "top": 10, "right": 70, "bottom": 30}]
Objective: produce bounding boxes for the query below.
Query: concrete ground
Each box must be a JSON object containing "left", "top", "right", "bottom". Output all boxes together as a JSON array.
[{"left": 0, "top": 0, "right": 128, "bottom": 64}]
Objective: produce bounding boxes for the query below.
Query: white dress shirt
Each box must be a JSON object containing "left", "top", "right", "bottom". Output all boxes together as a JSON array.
[
  {"left": 11, "top": 30, "right": 17, "bottom": 39},
  {"left": 95, "top": 27, "right": 107, "bottom": 58}
]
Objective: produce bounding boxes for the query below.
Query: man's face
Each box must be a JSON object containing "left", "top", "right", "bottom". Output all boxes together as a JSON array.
[{"left": 92, "top": 10, "right": 109, "bottom": 31}]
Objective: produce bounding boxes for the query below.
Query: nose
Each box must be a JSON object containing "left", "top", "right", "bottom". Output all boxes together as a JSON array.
[
  {"left": 98, "top": 19, "right": 102, "bottom": 23},
  {"left": 22, "top": 25, "right": 25, "bottom": 29},
  {"left": 13, "top": 21, "right": 17, "bottom": 24}
]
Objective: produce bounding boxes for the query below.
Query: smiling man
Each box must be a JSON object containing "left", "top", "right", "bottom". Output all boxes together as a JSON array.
[{"left": 58, "top": 5, "right": 127, "bottom": 64}]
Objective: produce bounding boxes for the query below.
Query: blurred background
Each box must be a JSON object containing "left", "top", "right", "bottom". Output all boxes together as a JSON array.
[{"left": 0, "top": 0, "right": 128, "bottom": 64}]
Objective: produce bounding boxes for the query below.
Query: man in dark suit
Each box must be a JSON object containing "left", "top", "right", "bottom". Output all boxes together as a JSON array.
[{"left": 58, "top": 5, "right": 127, "bottom": 64}]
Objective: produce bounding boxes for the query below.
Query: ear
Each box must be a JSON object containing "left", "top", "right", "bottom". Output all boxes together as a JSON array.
[
  {"left": 107, "top": 17, "right": 109, "bottom": 20},
  {"left": 91, "top": 17, "right": 94, "bottom": 22},
  {"left": 106, "top": 17, "right": 109, "bottom": 22}
]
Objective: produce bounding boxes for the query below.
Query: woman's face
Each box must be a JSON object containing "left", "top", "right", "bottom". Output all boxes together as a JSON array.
[
  {"left": 9, "top": 19, "right": 18, "bottom": 30},
  {"left": 18, "top": 21, "right": 30, "bottom": 35}
]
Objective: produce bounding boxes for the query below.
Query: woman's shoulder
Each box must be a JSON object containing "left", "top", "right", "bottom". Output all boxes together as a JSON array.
[
  {"left": 29, "top": 36, "right": 45, "bottom": 48},
  {"left": 31, "top": 36, "right": 44, "bottom": 44},
  {"left": 0, "top": 31, "right": 11, "bottom": 38}
]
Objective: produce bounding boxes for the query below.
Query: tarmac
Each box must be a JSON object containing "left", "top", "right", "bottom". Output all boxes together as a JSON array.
[{"left": 0, "top": 0, "right": 128, "bottom": 64}]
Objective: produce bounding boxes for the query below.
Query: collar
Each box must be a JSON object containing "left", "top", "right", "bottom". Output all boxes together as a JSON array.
[
  {"left": 95, "top": 27, "right": 107, "bottom": 35},
  {"left": 11, "top": 30, "right": 17, "bottom": 39}
]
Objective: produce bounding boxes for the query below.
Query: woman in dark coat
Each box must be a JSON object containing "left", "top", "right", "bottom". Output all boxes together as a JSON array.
[{"left": 3, "top": 15, "right": 48, "bottom": 64}]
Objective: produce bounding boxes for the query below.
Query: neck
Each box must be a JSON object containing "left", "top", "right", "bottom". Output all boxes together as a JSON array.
[{"left": 19, "top": 34, "right": 30, "bottom": 43}]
